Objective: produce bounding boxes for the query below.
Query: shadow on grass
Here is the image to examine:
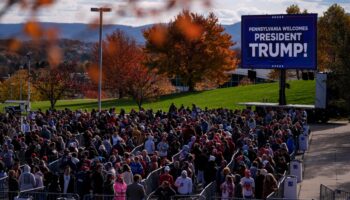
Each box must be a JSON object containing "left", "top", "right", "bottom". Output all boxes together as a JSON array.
[
  {"left": 158, "top": 91, "right": 204, "bottom": 101},
  {"left": 53, "top": 99, "right": 137, "bottom": 110}
]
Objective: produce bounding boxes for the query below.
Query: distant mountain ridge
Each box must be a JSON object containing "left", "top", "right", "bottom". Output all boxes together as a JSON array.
[{"left": 0, "top": 22, "right": 241, "bottom": 47}]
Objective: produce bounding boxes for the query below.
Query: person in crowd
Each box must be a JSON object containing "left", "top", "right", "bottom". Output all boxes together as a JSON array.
[
  {"left": 255, "top": 169, "right": 267, "bottom": 199},
  {"left": 0, "top": 161, "right": 7, "bottom": 178},
  {"left": 144, "top": 135, "right": 155, "bottom": 156},
  {"left": 234, "top": 174, "right": 243, "bottom": 198},
  {"left": 204, "top": 155, "right": 217, "bottom": 186},
  {"left": 157, "top": 135, "right": 169, "bottom": 158},
  {"left": 121, "top": 164, "right": 133, "bottom": 185},
  {"left": 241, "top": 170, "right": 255, "bottom": 199},
  {"left": 129, "top": 156, "right": 144, "bottom": 177},
  {"left": 18, "top": 164, "right": 36, "bottom": 191},
  {"left": 262, "top": 173, "right": 278, "bottom": 199},
  {"left": 159, "top": 166, "right": 174, "bottom": 186},
  {"left": 126, "top": 174, "right": 146, "bottom": 200},
  {"left": 174, "top": 170, "right": 193, "bottom": 195},
  {"left": 154, "top": 181, "right": 176, "bottom": 200},
  {"left": 113, "top": 174, "right": 127, "bottom": 200},
  {"left": 220, "top": 175, "right": 235, "bottom": 200},
  {"left": 47, "top": 174, "right": 61, "bottom": 193},
  {"left": 91, "top": 163, "right": 104, "bottom": 195},
  {"left": 8, "top": 170, "right": 19, "bottom": 200},
  {"left": 104, "top": 173, "right": 115, "bottom": 196},
  {"left": 59, "top": 166, "right": 75, "bottom": 194},
  {"left": 32, "top": 166, "right": 44, "bottom": 188}
]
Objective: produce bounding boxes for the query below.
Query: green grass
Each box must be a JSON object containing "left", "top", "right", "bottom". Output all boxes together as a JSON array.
[{"left": 0, "top": 80, "right": 315, "bottom": 112}]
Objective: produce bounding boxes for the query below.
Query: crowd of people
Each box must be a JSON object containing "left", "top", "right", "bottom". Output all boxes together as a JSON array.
[{"left": 0, "top": 104, "right": 308, "bottom": 200}]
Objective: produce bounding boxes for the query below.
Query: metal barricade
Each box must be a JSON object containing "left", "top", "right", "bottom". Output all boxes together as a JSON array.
[
  {"left": 172, "top": 151, "right": 182, "bottom": 163},
  {"left": 334, "top": 188, "right": 350, "bottom": 200},
  {"left": 227, "top": 150, "right": 239, "bottom": 171},
  {"left": 199, "top": 181, "right": 216, "bottom": 200},
  {"left": 141, "top": 149, "right": 180, "bottom": 196},
  {"left": 170, "top": 195, "right": 205, "bottom": 200},
  {"left": 0, "top": 176, "right": 8, "bottom": 200},
  {"left": 48, "top": 158, "right": 62, "bottom": 173},
  {"left": 319, "top": 184, "right": 350, "bottom": 200},
  {"left": 131, "top": 144, "right": 144, "bottom": 156},
  {"left": 83, "top": 193, "right": 115, "bottom": 200},
  {"left": 142, "top": 166, "right": 165, "bottom": 195},
  {"left": 15, "top": 187, "right": 80, "bottom": 200},
  {"left": 266, "top": 173, "right": 286, "bottom": 199}
]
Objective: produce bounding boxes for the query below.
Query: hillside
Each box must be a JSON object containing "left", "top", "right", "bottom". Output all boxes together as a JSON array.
[
  {"left": 0, "top": 22, "right": 241, "bottom": 46},
  {"left": 0, "top": 80, "right": 315, "bottom": 112}
]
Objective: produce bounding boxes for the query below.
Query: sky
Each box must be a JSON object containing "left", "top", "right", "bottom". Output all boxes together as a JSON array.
[{"left": 0, "top": 0, "right": 349, "bottom": 26}]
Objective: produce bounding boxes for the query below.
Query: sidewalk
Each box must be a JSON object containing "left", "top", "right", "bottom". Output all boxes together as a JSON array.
[{"left": 298, "top": 122, "right": 350, "bottom": 200}]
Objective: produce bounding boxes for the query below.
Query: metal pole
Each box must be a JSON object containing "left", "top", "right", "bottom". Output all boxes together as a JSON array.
[
  {"left": 91, "top": 7, "right": 111, "bottom": 112},
  {"left": 279, "top": 69, "right": 287, "bottom": 105},
  {"left": 20, "top": 66, "right": 23, "bottom": 100},
  {"left": 10, "top": 83, "right": 13, "bottom": 99},
  {"left": 27, "top": 52, "right": 31, "bottom": 111},
  {"left": 98, "top": 9, "right": 103, "bottom": 113}
]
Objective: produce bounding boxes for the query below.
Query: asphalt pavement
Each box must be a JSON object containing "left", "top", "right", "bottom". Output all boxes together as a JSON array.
[{"left": 298, "top": 122, "right": 350, "bottom": 200}]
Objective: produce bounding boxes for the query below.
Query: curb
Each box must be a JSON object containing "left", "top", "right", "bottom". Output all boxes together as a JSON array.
[{"left": 297, "top": 129, "right": 313, "bottom": 199}]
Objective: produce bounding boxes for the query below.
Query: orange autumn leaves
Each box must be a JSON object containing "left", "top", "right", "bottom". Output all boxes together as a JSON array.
[
  {"left": 89, "top": 30, "right": 174, "bottom": 105},
  {"left": 23, "top": 20, "right": 62, "bottom": 67},
  {"left": 176, "top": 13, "right": 203, "bottom": 41},
  {"left": 144, "top": 10, "right": 238, "bottom": 92},
  {"left": 145, "top": 11, "right": 204, "bottom": 47}
]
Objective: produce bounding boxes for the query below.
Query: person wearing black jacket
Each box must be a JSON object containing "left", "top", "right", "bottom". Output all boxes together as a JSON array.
[
  {"left": 8, "top": 170, "right": 19, "bottom": 200},
  {"left": 204, "top": 157, "right": 217, "bottom": 186},
  {"left": 154, "top": 181, "right": 176, "bottom": 200},
  {"left": 59, "top": 166, "right": 76, "bottom": 194},
  {"left": 91, "top": 163, "right": 104, "bottom": 194},
  {"left": 103, "top": 173, "right": 114, "bottom": 195}
]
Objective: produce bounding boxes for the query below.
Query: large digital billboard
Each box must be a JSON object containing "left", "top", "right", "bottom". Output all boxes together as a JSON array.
[{"left": 241, "top": 14, "right": 317, "bottom": 69}]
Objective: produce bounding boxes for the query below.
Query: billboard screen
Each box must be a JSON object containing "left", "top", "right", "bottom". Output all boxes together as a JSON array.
[{"left": 241, "top": 14, "right": 317, "bottom": 69}]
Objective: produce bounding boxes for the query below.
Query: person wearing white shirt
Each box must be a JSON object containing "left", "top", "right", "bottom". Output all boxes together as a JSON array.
[
  {"left": 60, "top": 166, "right": 75, "bottom": 194},
  {"left": 241, "top": 170, "right": 255, "bottom": 198},
  {"left": 175, "top": 170, "right": 193, "bottom": 195},
  {"left": 33, "top": 166, "right": 44, "bottom": 188},
  {"left": 21, "top": 120, "right": 31, "bottom": 133},
  {"left": 144, "top": 135, "right": 155, "bottom": 155}
]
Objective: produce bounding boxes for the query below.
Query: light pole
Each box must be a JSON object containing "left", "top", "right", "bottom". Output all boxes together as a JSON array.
[
  {"left": 20, "top": 65, "right": 23, "bottom": 101},
  {"left": 26, "top": 52, "right": 31, "bottom": 111},
  {"left": 10, "top": 82, "right": 14, "bottom": 99},
  {"left": 91, "top": 7, "right": 111, "bottom": 112}
]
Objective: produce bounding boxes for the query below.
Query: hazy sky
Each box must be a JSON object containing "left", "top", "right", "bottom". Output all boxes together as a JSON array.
[{"left": 0, "top": 0, "right": 349, "bottom": 26}]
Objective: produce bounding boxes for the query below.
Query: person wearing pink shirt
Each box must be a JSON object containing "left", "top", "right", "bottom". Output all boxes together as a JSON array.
[{"left": 113, "top": 174, "right": 127, "bottom": 200}]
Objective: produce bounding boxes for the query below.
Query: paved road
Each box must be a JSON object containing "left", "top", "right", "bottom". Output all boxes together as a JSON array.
[{"left": 298, "top": 122, "right": 350, "bottom": 200}]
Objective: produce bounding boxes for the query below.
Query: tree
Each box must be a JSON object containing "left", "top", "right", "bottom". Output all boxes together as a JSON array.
[
  {"left": 0, "top": 69, "right": 43, "bottom": 102},
  {"left": 31, "top": 62, "right": 77, "bottom": 109},
  {"left": 144, "top": 10, "right": 237, "bottom": 92},
  {"left": 127, "top": 65, "right": 174, "bottom": 110},
  {"left": 90, "top": 30, "right": 141, "bottom": 98},
  {"left": 318, "top": 4, "right": 350, "bottom": 111},
  {"left": 318, "top": 4, "right": 350, "bottom": 72}
]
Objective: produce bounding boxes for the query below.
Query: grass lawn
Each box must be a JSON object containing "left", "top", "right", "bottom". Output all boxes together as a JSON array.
[{"left": 0, "top": 80, "right": 315, "bottom": 112}]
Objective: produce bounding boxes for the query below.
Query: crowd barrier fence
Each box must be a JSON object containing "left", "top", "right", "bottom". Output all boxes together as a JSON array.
[
  {"left": 141, "top": 150, "right": 182, "bottom": 195},
  {"left": 320, "top": 184, "right": 350, "bottom": 200}
]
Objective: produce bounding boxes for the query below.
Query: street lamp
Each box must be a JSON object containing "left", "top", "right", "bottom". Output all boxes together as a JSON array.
[
  {"left": 26, "top": 52, "right": 32, "bottom": 111},
  {"left": 20, "top": 65, "right": 23, "bottom": 101},
  {"left": 10, "top": 82, "right": 14, "bottom": 99},
  {"left": 91, "top": 7, "right": 111, "bottom": 112}
]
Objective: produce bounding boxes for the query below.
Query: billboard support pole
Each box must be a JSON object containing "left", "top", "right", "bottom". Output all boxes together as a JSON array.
[{"left": 279, "top": 69, "right": 287, "bottom": 105}]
